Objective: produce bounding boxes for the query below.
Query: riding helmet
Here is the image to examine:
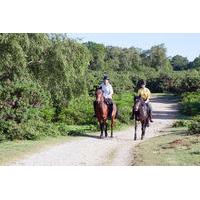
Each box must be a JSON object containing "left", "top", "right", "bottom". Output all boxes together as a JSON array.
[
  {"left": 103, "top": 75, "right": 109, "bottom": 80},
  {"left": 140, "top": 79, "right": 146, "bottom": 86}
]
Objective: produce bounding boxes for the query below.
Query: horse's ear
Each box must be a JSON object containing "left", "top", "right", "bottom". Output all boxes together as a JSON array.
[{"left": 94, "top": 85, "right": 98, "bottom": 91}]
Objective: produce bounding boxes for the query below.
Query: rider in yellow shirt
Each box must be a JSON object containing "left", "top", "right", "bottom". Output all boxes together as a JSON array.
[{"left": 138, "top": 80, "right": 153, "bottom": 123}]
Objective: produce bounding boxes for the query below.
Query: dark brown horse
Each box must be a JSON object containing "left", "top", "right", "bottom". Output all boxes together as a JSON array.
[
  {"left": 133, "top": 96, "right": 149, "bottom": 140},
  {"left": 95, "top": 89, "right": 117, "bottom": 139}
]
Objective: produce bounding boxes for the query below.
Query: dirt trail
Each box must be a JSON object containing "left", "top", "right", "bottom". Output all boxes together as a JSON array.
[{"left": 11, "top": 94, "right": 178, "bottom": 166}]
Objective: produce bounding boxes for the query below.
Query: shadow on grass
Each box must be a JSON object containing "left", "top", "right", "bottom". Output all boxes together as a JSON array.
[
  {"left": 190, "top": 151, "right": 200, "bottom": 155},
  {"left": 159, "top": 128, "right": 188, "bottom": 136}
]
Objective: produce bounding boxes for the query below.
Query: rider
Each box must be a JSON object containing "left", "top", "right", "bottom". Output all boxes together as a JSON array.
[
  {"left": 137, "top": 79, "right": 153, "bottom": 124},
  {"left": 94, "top": 75, "right": 114, "bottom": 119}
]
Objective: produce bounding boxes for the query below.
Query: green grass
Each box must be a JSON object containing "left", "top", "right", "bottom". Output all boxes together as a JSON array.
[
  {"left": 133, "top": 127, "right": 200, "bottom": 166},
  {"left": 0, "top": 135, "right": 76, "bottom": 165}
]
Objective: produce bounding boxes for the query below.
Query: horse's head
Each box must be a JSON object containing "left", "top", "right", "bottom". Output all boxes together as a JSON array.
[
  {"left": 95, "top": 88, "right": 104, "bottom": 103},
  {"left": 134, "top": 97, "right": 144, "bottom": 112}
]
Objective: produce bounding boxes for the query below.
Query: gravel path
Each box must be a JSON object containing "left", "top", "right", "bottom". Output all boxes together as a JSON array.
[{"left": 11, "top": 94, "right": 178, "bottom": 166}]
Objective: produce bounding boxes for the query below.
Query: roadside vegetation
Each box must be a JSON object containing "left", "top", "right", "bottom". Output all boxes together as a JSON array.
[
  {"left": 133, "top": 127, "right": 200, "bottom": 166},
  {"left": 0, "top": 33, "right": 200, "bottom": 149}
]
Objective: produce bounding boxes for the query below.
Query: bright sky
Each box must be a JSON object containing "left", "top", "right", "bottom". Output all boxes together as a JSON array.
[{"left": 68, "top": 33, "right": 200, "bottom": 61}]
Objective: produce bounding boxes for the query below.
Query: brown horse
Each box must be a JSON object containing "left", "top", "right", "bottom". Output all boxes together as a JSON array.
[
  {"left": 95, "top": 89, "right": 117, "bottom": 139},
  {"left": 133, "top": 96, "right": 149, "bottom": 140}
]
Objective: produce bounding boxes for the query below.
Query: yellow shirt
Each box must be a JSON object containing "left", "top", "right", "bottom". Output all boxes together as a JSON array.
[{"left": 138, "top": 87, "right": 151, "bottom": 101}]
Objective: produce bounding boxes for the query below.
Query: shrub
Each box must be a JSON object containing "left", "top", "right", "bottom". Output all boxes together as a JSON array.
[
  {"left": 188, "top": 115, "right": 200, "bottom": 135},
  {"left": 172, "top": 120, "right": 190, "bottom": 128},
  {"left": 180, "top": 92, "right": 200, "bottom": 116},
  {"left": 58, "top": 95, "right": 97, "bottom": 125}
]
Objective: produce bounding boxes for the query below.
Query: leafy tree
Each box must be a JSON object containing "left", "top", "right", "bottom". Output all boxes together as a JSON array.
[
  {"left": 149, "top": 44, "right": 171, "bottom": 70},
  {"left": 84, "top": 42, "right": 106, "bottom": 70},
  {"left": 170, "top": 55, "right": 189, "bottom": 70},
  {"left": 190, "top": 55, "right": 200, "bottom": 69}
]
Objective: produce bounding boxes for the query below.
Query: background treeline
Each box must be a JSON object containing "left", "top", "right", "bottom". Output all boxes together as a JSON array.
[{"left": 0, "top": 33, "right": 200, "bottom": 141}]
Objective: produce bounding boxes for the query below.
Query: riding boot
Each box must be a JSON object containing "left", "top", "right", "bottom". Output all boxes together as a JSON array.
[
  {"left": 108, "top": 103, "right": 113, "bottom": 119},
  {"left": 147, "top": 102, "right": 153, "bottom": 122},
  {"left": 149, "top": 113, "right": 154, "bottom": 122},
  {"left": 146, "top": 119, "right": 150, "bottom": 127}
]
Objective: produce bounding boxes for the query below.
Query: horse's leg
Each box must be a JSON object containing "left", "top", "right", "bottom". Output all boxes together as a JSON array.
[
  {"left": 111, "top": 117, "right": 114, "bottom": 138},
  {"left": 134, "top": 119, "right": 137, "bottom": 140},
  {"left": 141, "top": 123, "right": 145, "bottom": 140},
  {"left": 105, "top": 121, "right": 108, "bottom": 138},
  {"left": 100, "top": 122, "right": 104, "bottom": 139}
]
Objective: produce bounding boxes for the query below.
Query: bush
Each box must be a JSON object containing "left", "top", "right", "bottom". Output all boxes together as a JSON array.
[
  {"left": 180, "top": 92, "right": 200, "bottom": 116},
  {"left": 172, "top": 120, "right": 190, "bottom": 128},
  {"left": 58, "top": 95, "right": 96, "bottom": 125},
  {"left": 114, "top": 91, "right": 134, "bottom": 124},
  {"left": 187, "top": 115, "right": 200, "bottom": 135}
]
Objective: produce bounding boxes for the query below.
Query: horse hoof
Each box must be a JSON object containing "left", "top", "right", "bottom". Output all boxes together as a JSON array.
[
  {"left": 134, "top": 138, "right": 137, "bottom": 141},
  {"left": 100, "top": 135, "right": 103, "bottom": 139}
]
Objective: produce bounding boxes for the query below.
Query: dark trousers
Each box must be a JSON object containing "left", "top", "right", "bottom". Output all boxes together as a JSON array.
[
  {"left": 146, "top": 102, "right": 152, "bottom": 117},
  {"left": 105, "top": 98, "right": 113, "bottom": 117}
]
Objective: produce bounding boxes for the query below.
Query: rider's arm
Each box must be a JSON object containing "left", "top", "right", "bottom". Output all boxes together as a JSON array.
[
  {"left": 109, "top": 85, "right": 114, "bottom": 97},
  {"left": 138, "top": 88, "right": 142, "bottom": 97},
  {"left": 145, "top": 89, "right": 151, "bottom": 102}
]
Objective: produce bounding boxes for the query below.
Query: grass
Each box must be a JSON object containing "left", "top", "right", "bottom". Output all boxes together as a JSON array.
[
  {"left": 0, "top": 135, "right": 76, "bottom": 165},
  {"left": 132, "top": 127, "right": 200, "bottom": 166}
]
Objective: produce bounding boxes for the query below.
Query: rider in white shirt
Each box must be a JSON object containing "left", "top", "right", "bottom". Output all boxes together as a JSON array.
[
  {"left": 99, "top": 77, "right": 113, "bottom": 99},
  {"left": 94, "top": 75, "right": 114, "bottom": 118}
]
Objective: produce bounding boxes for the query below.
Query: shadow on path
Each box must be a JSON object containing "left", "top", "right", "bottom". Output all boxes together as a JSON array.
[{"left": 68, "top": 131, "right": 100, "bottom": 139}]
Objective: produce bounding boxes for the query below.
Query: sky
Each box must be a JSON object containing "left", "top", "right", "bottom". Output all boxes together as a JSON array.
[{"left": 67, "top": 33, "right": 200, "bottom": 61}]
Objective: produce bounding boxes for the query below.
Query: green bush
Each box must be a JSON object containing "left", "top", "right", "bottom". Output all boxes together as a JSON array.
[
  {"left": 180, "top": 92, "right": 200, "bottom": 116},
  {"left": 172, "top": 120, "right": 190, "bottom": 128},
  {"left": 189, "top": 115, "right": 200, "bottom": 135},
  {"left": 114, "top": 91, "right": 134, "bottom": 124},
  {"left": 58, "top": 95, "right": 96, "bottom": 125}
]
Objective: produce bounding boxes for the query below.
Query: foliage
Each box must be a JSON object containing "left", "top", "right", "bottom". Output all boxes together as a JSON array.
[
  {"left": 188, "top": 115, "right": 200, "bottom": 135},
  {"left": 113, "top": 91, "right": 135, "bottom": 125},
  {"left": 190, "top": 55, "right": 200, "bottom": 70},
  {"left": 172, "top": 120, "right": 190, "bottom": 128},
  {"left": 170, "top": 55, "right": 189, "bottom": 71},
  {"left": 180, "top": 92, "right": 200, "bottom": 116},
  {"left": 0, "top": 33, "right": 200, "bottom": 141}
]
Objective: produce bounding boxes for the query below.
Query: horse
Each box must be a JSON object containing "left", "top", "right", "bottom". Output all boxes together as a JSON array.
[
  {"left": 95, "top": 88, "right": 117, "bottom": 139},
  {"left": 132, "top": 96, "right": 149, "bottom": 140}
]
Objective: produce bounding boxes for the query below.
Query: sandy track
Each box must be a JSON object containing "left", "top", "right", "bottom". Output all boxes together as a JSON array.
[{"left": 11, "top": 94, "right": 178, "bottom": 166}]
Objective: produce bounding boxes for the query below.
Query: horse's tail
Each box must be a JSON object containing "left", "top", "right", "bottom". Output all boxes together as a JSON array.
[
  {"left": 115, "top": 109, "right": 118, "bottom": 119},
  {"left": 113, "top": 104, "right": 118, "bottom": 119}
]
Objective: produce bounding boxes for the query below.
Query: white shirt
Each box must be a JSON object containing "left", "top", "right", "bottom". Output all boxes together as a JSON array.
[{"left": 100, "top": 83, "right": 113, "bottom": 99}]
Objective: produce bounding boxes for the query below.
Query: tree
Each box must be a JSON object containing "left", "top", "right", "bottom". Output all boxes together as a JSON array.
[
  {"left": 149, "top": 44, "right": 170, "bottom": 70},
  {"left": 170, "top": 55, "right": 189, "bottom": 70},
  {"left": 190, "top": 55, "right": 200, "bottom": 70},
  {"left": 84, "top": 42, "right": 106, "bottom": 70}
]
